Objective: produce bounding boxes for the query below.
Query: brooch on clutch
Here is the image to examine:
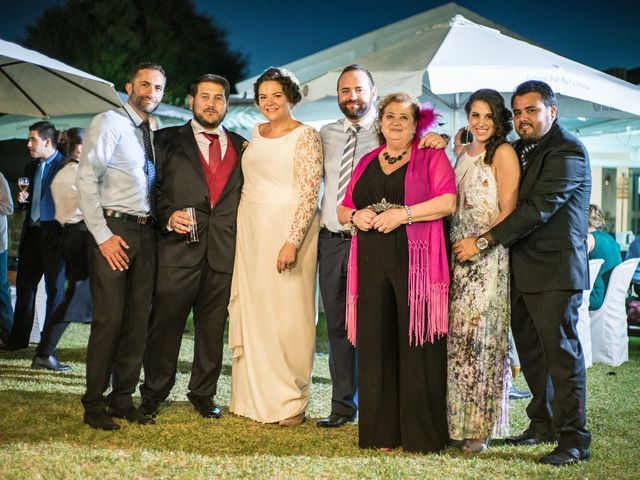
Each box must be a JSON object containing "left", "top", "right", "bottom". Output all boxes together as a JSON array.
[{"left": 366, "top": 198, "right": 403, "bottom": 213}]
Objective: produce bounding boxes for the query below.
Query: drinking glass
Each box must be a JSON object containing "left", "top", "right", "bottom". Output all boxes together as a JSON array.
[{"left": 17, "top": 177, "right": 29, "bottom": 203}]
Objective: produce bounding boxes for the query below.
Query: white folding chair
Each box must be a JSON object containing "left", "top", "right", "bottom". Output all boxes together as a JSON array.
[
  {"left": 590, "top": 258, "right": 640, "bottom": 367},
  {"left": 576, "top": 259, "right": 603, "bottom": 368}
]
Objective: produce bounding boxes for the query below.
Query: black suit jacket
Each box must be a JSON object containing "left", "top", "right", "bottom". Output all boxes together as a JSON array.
[
  {"left": 154, "top": 122, "right": 246, "bottom": 273},
  {"left": 490, "top": 122, "right": 591, "bottom": 293},
  {"left": 19, "top": 151, "right": 65, "bottom": 248}
]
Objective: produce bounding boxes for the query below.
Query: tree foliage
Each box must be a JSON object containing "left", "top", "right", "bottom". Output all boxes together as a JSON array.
[{"left": 22, "top": 0, "right": 247, "bottom": 105}]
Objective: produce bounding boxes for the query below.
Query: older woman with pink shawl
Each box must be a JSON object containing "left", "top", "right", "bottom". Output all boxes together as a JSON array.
[{"left": 337, "top": 92, "right": 456, "bottom": 454}]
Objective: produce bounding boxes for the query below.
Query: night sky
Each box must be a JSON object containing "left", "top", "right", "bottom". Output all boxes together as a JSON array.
[{"left": 1, "top": 0, "right": 638, "bottom": 77}]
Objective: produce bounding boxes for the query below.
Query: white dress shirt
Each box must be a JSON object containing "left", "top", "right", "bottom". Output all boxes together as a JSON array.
[{"left": 319, "top": 109, "right": 379, "bottom": 232}]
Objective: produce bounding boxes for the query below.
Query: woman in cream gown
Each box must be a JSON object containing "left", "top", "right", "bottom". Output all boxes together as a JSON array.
[{"left": 228, "top": 68, "right": 323, "bottom": 426}]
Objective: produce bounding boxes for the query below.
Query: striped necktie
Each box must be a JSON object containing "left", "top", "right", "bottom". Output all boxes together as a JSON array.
[
  {"left": 519, "top": 142, "right": 537, "bottom": 171},
  {"left": 140, "top": 120, "right": 156, "bottom": 219},
  {"left": 337, "top": 124, "right": 361, "bottom": 205}
]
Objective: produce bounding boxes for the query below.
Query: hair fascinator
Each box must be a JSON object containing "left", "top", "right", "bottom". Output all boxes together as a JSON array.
[{"left": 416, "top": 102, "right": 440, "bottom": 137}]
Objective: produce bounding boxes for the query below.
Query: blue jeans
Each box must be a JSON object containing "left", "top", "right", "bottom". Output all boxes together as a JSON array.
[{"left": 0, "top": 250, "right": 14, "bottom": 337}]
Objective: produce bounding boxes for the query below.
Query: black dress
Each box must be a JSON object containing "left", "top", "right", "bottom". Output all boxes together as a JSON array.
[{"left": 353, "top": 158, "right": 449, "bottom": 454}]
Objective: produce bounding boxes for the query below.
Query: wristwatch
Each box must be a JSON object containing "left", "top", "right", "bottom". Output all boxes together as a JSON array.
[{"left": 476, "top": 236, "right": 489, "bottom": 251}]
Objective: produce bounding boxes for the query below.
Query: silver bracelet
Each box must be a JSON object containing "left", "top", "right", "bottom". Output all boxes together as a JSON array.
[{"left": 404, "top": 205, "right": 412, "bottom": 225}]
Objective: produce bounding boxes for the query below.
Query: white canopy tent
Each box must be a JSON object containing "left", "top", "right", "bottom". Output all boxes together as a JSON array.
[{"left": 234, "top": 2, "right": 640, "bottom": 153}]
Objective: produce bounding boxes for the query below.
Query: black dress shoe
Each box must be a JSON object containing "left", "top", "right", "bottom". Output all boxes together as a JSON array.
[
  {"left": 506, "top": 429, "right": 558, "bottom": 446},
  {"left": 138, "top": 398, "right": 159, "bottom": 418},
  {"left": 31, "top": 354, "right": 71, "bottom": 372},
  {"left": 540, "top": 447, "right": 590, "bottom": 466},
  {"left": 316, "top": 413, "right": 355, "bottom": 428},
  {"left": 508, "top": 386, "right": 533, "bottom": 400},
  {"left": 108, "top": 406, "right": 156, "bottom": 425},
  {"left": 84, "top": 411, "right": 120, "bottom": 431},
  {"left": 192, "top": 399, "right": 222, "bottom": 419}
]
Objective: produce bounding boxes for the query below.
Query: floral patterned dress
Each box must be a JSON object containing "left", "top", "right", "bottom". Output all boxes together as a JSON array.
[{"left": 447, "top": 151, "right": 510, "bottom": 440}]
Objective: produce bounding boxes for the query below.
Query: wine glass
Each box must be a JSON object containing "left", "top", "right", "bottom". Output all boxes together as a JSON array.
[{"left": 17, "top": 177, "right": 29, "bottom": 203}]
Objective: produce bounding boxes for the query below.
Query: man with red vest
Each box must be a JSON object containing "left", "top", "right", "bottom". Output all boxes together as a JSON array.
[{"left": 139, "top": 74, "right": 246, "bottom": 419}]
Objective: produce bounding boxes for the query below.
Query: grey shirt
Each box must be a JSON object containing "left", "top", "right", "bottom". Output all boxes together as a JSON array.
[
  {"left": 319, "top": 115, "right": 379, "bottom": 232},
  {"left": 0, "top": 172, "right": 14, "bottom": 253},
  {"left": 77, "top": 102, "right": 152, "bottom": 245}
]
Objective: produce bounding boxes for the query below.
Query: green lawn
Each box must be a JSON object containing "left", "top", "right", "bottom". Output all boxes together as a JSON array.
[{"left": 0, "top": 315, "right": 638, "bottom": 479}]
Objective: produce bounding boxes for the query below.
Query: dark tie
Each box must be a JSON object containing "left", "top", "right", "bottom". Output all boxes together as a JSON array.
[
  {"left": 30, "top": 160, "right": 45, "bottom": 223},
  {"left": 140, "top": 120, "right": 156, "bottom": 219},
  {"left": 203, "top": 132, "right": 222, "bottom": 175},
  {"left": 519, "top": 142, "right": 537, "bottom": 171},
  {"left": 337, "top": 124, "right": 361, "bottom": 205}
]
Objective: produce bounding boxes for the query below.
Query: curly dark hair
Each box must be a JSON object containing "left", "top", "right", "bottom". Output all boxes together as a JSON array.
[
  {"left": 253, "top": 67, "right": 302, "bottom": 106},
  {"left": 464, "top": 89, "right": 513, "bottom": 166}
]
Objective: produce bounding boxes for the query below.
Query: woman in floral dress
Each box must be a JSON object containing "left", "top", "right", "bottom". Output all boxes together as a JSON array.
[{"left": 447, "top": 89, "right": 520, "bottom": 453}]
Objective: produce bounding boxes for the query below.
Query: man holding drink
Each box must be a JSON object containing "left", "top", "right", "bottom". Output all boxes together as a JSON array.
[
  {"left": 2, "top": 121, "right": 65, "bottom": 357},
  {"left": 139, "top": 74, "right": 246, "bottom": 419}
]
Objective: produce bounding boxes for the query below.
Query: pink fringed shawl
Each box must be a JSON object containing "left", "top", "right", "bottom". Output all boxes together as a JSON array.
[{"left": 341, "top": 139, "right": 456, "bottom": 346}]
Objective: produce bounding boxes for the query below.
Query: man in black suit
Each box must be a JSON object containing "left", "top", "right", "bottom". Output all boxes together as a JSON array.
[
  {"left": 2, "top": 122, "right": 66, "bottom": 364},
  {"left": 139, "top": 74, "right": 245, "bottom": 419},
  {"left": 453, "top": 80, "right": 591, "bottom": 466}
]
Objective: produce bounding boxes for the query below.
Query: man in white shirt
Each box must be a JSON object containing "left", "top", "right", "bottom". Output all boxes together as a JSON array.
[{"left": 78, "top": 62, "right": 166, "bottom": 431}]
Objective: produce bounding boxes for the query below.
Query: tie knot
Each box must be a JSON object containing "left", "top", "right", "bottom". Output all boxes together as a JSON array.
[
  {"left": 140, "top": 120, "right": 151, "bottom": 133},
  {"left": 203, "top": 132, "right": 219, "bottom": 143},
  {"left": 348, "top": 125, "right": 361, "bottom": 135}
]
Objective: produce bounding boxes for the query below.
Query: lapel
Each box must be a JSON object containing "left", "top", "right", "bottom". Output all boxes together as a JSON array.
[
  {"left": 178, "top": 122, "right": 207, "bottom": 184},
  {"left": 216, "top": 127, "right": 244, "bottom": 204},
  {"left": 42, "top": 151, "right": 63, "bottom": 194}
]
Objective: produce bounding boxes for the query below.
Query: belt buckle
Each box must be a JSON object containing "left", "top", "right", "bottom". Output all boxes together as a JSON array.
[{"left": 137, "top": 216, "right": 147, "bottom": 225}]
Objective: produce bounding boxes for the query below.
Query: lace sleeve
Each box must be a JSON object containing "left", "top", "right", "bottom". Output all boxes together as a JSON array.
[{"left": 287, "top": 126, "right": 323, "bottom": 248}]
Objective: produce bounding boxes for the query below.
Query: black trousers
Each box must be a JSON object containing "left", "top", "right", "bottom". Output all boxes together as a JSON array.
[
  {"left": 9, "top": 223, "right": 65, "bottom": 348},
  {"left": 511, "top": 283, "right": 591, "bottom": 449},
  {"left": 140, "top": 257, "right": 231, "bottom": 404},
  {"left": 81, "top": 218, "right": 156, "bottom": 414},
  {"left": 318, "top": 229, "right": 357, "bottom": 417},
  {"left": 357, "top": 229, "right": 448, "bottom": 454},
  {"left": 36, "top": 223, "right": 90, "bottom": 357}
]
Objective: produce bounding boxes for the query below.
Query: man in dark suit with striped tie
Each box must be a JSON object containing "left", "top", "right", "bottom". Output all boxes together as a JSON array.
[{"left": 2, "top": 122, "right": 65, "bottom": 361}]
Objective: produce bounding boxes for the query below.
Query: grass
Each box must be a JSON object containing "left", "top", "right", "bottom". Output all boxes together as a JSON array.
[{"left": 0, "top": 314, "right": 639, "bottom": 479}]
